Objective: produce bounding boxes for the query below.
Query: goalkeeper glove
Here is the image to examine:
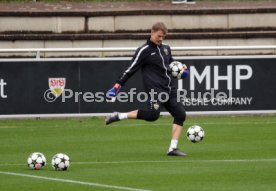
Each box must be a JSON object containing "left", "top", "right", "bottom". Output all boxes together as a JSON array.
[
  {"left": 180, "top": 64, "right": 189, "bottom": 79},
  {"left": 106, "top": 83, "right": 121, "bottom": 102}
]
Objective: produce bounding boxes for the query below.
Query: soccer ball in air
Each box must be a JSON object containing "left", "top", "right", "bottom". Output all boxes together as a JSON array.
[
  {"left": 51, "top": 153, "right": 70, "bottom": 171},
  {"left": 187, "top": 125, "right": 205, "bottom": 143},
  {"left": 27, "top": 152, "right": 46, "bottom": 170},
  {"left": 169, "top": 61, "right": 186, "bottom": 79}
]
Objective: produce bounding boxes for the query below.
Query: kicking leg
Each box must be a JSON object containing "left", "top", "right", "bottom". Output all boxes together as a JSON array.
[
  {"left": 105, "top": 110, "right": 138, "bottom": 125},
  {"left": 105, "top": 100, "right": 160, "bottom": 125}
]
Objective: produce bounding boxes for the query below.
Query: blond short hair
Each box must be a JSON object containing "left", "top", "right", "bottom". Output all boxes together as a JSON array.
[{"left": 151, "top": 22, "right": 168, "bottom": 35}]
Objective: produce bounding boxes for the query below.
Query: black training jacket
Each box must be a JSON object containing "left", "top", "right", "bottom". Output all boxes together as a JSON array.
[{"left": 116, "top": 38, "right": 177, "bottom": 94}]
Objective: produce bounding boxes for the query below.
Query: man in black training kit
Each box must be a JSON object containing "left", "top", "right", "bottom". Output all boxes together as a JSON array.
[{"left": 105, "top": 22, "right": 189, "bottom": 156}]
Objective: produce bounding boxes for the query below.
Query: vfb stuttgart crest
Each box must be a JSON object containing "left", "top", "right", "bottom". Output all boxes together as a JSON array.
[
  {"left": 163, "top": 48, "right": 169, "bottom": 55},
  {"left": 48, "top": 78, "right": 66, "bottom": 98}
]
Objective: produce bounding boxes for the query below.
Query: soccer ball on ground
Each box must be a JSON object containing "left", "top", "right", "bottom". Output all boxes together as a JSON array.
[
  {"left": 169, "top": 61, "right": 187, "bottom": 79},
  {"left": 187, "top": 125, "right": 205, "bottom": 143},
  {"left": 51, "top": 153, "right": 70, "bottom": 171},
  {"left": 27, "top": 152, "right": 46, "bottom": 170}
]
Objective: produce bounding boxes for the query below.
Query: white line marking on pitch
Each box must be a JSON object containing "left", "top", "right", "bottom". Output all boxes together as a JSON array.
[
  {"left": 0, "top": 163, "right": 25, "bottom": 166},
  {"left": 0, "top": 171, "right": 151, "bottom": 191},
  {"left": 73, "top": 158, "right": 276, "bottom": 165},
  {"left": 112, "top": 121, "right": 276, "bottom": 127},
  {"left": 1, "top": 121, "right": 275, "bottom": 129},
  {"left": 1, "top": 158, "right": 275, "bottom": 167}
]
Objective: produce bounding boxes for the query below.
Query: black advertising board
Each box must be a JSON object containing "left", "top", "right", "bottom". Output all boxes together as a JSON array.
[
  {"left": 0, "top": 57, "right": 275, "bottom": 115},
  {"left": 179, "top": 57, "right": 276, "bottom": 111}
]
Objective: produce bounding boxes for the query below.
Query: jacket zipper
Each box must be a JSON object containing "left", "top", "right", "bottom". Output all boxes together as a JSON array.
[{"left": 157, "top": 46, "right": 171, "bottom": 93}]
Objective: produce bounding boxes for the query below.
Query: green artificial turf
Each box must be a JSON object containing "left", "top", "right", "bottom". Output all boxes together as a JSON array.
[{"left": 0, "top": 115, "right": 276, "bottom": 191}]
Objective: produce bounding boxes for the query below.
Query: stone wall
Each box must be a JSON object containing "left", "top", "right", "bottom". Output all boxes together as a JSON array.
[{"left": 0, "top": 4, "right": 276, "bottom": 57}]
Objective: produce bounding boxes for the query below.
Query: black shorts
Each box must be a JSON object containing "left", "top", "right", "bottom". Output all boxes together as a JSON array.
[{"left": 137, "top": 89, "right": 186, "bottom": 126}]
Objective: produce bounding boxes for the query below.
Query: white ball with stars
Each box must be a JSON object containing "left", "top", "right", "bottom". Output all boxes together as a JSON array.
[
  {"left": 169, "top": 61, "right": 184, "bottom": 79},
  {"left": 51, "top": 153, "right": 70, "bottom": 171},
  {"left": 27, "top": 152, "right": 46, "bottom": 170},
  {"left": 187, "top": 125, "right": 205, "bottom": 143}
]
